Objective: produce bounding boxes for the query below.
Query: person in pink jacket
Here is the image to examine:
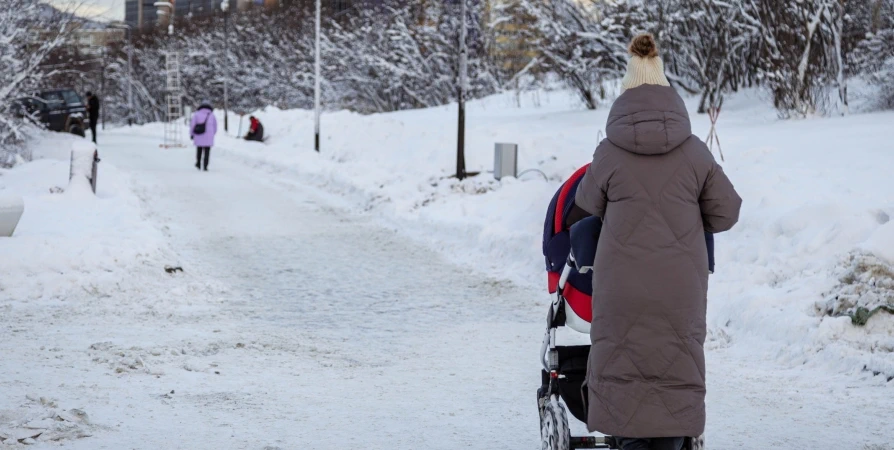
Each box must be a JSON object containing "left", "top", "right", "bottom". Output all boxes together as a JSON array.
[{"left": 189, "top": 100, "right": 218, "bottom": 171}]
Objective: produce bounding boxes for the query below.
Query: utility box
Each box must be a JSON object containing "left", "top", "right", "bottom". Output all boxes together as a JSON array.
[{"left": 494, "top": 143, "right": 518, "bottom": 180}]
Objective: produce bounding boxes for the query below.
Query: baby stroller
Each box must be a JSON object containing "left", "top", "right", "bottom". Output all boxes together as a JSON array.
[{"left": 538, "top": 164, "right": 712, "bottom": 450}]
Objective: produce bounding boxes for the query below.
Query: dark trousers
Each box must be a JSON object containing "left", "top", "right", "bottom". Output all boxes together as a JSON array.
[
  {"left": 196, "top": 147, "right": 210, "bottom": 170},
  {"left": 89, "top": 120, "right": 98, "bottom": 144},
  {"left": 616, "top": 437, "right": 685, "bottom": 450}
]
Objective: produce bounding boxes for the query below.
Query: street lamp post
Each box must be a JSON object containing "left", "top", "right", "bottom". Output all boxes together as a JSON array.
[
  {"left": 456, "top": 0, "right": 468, "bottom": 180},
  {"left": 314, "top": 0, "right": 321, "bottom": 152},
  {"left": 126, "top": 27, "right": 133, "bottom": 125},
  {"left": 100, "top": 45, "right": 106, "bottom": 130},
  {"left": 221, "top": 0, "right": 229, "bottom": 133}
]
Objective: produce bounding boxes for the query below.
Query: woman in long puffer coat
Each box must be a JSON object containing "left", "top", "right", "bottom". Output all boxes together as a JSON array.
[
  {"left": 190, "top": 100, "right": 218, "bottom": 171},
  {"left": 573, "top": 34, "right": 742, "bottom": 450}
]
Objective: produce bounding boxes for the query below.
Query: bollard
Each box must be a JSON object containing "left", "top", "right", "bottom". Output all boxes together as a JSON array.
[
  {"left": 91, "top": 150, "right": 100, "bottom": 194},
  {"left": 494, "top": 143, "right": 518, "bottom": 180},
  {"left": 0, "top": 194, "right": 24, "bottom": 237}
]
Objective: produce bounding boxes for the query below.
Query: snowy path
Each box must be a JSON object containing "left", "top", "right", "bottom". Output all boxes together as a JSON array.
[
  {"left": 40, "top": 132, "right": 545, "bottom": 450},
  {"left": 2, "top": 131, "right": 892, "bottom": 449}
]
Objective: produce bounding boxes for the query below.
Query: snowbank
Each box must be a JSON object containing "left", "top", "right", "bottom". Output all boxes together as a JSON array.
[
  {"left": 0, "top": 132, "right": 172, "bottom": 302},
  {"left": 863, "top": 220, "right": 894, "bottom": 263},
  {"left": 0, "top": 132, "right": 187, "bottom": 445},
  {"left": 114, "top": 90, "right": 894, "bottom": 379}
]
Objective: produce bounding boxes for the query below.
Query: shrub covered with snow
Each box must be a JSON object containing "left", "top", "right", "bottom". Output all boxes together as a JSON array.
[
  {"left": 0, "top": 3, "right": 75, "bottom": 167},
  {"left": 97, "top": 0, "right": 501, "bottom": 123},
  {"left": 501, "top": 0, "right": 894, "bottom": 116},
  {"left": 821, "top": 253, "right": 894, "bottom": 326},
  {"left": 852, "top": 18, "right": 894, "bottom": 111},
  {"left": 68, "top": 0, "right": 894, "bottom": 123}
]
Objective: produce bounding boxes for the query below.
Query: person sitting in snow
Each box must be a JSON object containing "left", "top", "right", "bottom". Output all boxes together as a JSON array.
[
  {"left": 571, "top": 34, "right": 742, "bottom": 450},
  {"left": 244, "top": 115, "right": 264, "bottom": 142}
]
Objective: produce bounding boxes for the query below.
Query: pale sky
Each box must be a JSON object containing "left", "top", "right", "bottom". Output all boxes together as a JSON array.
[{"left": 48, "top": 0, "right": 125, "bottom": 22}]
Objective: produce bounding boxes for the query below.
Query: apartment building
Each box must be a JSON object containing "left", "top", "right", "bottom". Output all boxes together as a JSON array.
[{"left": 124, "top": 0, "right": 239, "bottom": 29}]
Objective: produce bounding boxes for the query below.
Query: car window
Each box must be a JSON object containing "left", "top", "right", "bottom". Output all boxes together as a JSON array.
[
  {"left": 62, "top": 90, "right": 82, "bottom": 105},
  {"left": 19, "top": 95, "right": 46, "bottom": 111},
  {"left": 41, "top": 91, "right": 65, "bottom": 107}
]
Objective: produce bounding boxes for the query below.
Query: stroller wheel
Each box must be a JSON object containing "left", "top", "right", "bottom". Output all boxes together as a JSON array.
[
  {"left": 540, "top": 397, "right": 570, "bottom": 450},
  {"left": 687, "top": 434, "right": 705, "bottom": 450}
]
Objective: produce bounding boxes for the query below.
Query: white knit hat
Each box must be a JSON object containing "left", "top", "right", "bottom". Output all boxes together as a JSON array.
[{"left": 621, "top": 34, "right": 671, "bottom": 92}]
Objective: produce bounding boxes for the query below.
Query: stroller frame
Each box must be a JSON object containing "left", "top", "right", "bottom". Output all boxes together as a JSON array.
[
  {"left": 537, "top": 251, "right": 700, "bottom": 450},
  {"left": 538, "top": 250, "right": 616, "bottom": 450}
]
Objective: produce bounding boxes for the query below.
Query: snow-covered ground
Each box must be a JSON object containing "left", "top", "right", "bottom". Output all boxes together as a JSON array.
[
  {"left": 154, "top": 89, "right": 894, "bottom": 377},
  {"left": 0, "top": 90, "right": 892, "bottom": 449}
]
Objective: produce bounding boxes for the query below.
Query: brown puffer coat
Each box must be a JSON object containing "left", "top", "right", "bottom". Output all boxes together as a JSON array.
[{"left": 574, "top": 85, "right": 742, "bottom": 438}]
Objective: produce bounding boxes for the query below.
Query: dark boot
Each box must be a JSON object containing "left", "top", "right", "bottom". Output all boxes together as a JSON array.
[{"left": 202, "top": 147, "right": 210, "bottom": 171}]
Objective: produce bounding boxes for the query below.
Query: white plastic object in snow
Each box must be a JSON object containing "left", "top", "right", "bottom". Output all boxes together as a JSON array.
[
  {"left": 494, "top": 143, "right": 517, "bottom": 180},
  {"left": 0, "top": 194, "right": 24, "bottom": 237}
]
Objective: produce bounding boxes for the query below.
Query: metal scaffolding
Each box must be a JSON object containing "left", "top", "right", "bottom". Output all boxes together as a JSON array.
[
  {"left": 154, "top": 0, "right": 184, "bottom": 148},
  {"left": 162, "top": 50, "right": 185, "bottom": 148}
]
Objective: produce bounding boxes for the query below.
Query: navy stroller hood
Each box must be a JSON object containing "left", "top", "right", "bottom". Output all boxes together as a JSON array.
[
  {"left": 543, "top": 165, "right": 594, "bottom": 320},
  {"left": 542, "top": 164, "right": 716, "bottom": 323}
]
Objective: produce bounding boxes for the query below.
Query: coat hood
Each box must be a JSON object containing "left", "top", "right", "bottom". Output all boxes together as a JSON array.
[
  {"left": 198, "top": 104, "right": 213, "bottom": 112},
  {"left": 605, "top": 85, "right": 692, "bottom": 156}
]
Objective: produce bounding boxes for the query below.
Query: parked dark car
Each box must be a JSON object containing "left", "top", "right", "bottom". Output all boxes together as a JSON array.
[{"left": 12, "top": 89, "right": 88, "bottom": 137}]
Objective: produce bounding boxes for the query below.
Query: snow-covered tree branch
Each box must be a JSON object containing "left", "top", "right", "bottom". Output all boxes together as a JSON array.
[{"left": 0, "top": 2, "right": 77, "bottom": 166}]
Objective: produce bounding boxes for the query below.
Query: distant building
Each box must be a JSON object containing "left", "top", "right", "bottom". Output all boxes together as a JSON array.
[
  {"left": 125, "top": 0, "right": 238, "bottom": 29},
  {"left": 237, "top": 0, "right": 282, "bottom": 9},
  {"left": 176, "top": 0, "right": 223, "bottom": 17},
  {"left": 75, "top": 28, "right": 126, "bottom": 55},
  {"left": 255, "top": 0, "right": 360, "bottom": 14},
  {"left": 123, "top": 0, "right": 369, "bottom": 29},
  {"left": 124, "top": 0, "right": 157, "bottom": 29},
  {"left": 30, "top": 5, "right": 124, "bottom": 56}
]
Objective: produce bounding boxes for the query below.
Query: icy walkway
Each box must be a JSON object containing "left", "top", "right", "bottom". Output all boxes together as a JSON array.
[{"left": 1, "top": 131, "right": 891, "bottom": 449}]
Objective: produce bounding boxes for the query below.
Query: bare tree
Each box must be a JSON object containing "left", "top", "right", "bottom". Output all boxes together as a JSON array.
[
  {"left": 755, "top": 0, "right": 850, "bottom": 116},
  {"left": 326, "top": 0, "right": 499, "bottom": 113},
  {"left": 847, "top": 0, "right": 894, "bottom": 110},
  {"left": 660, "top": 0, "right": 762, "bottom": 113},
  {"left": 514, "top": 0, "right": 642, "bottom": 109},
  {"left": 0, "top": 2, "right": 77, "bottom": 165}
]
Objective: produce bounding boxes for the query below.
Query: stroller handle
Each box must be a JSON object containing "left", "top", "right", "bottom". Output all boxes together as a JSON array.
[{"left": 558, "top": 256, "right": 574, "bottom": 291}]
